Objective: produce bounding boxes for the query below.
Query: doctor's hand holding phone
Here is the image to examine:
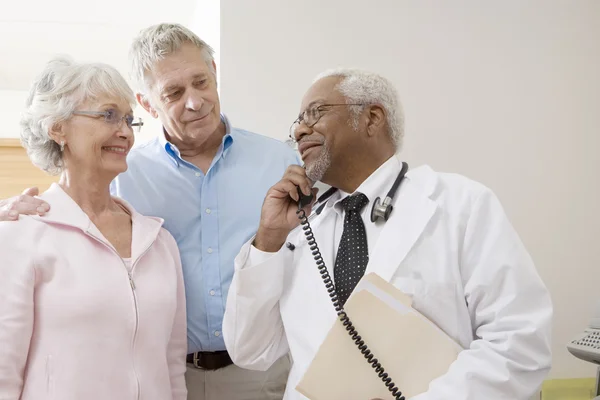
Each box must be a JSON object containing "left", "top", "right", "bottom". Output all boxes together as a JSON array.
[{"left": 253, "top": 165, "right": 319, "bottom": 253}]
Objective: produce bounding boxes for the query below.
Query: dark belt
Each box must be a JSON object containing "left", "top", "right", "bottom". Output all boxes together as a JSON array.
[{"left": 186, "top": 351, "right": 233, "bottom": 370}]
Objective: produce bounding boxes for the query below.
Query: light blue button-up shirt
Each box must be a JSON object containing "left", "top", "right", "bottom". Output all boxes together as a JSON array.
[{"left": 110, "top": 115, "right": 300, "bottom": 353}]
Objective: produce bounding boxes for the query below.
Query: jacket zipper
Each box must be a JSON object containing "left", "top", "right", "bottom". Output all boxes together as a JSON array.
[
  {"left": 125, "top": 258, "right": 141, "bottom": 400},
  {"left": 125, "top": 245, "right": 154, "bottom": 400},
  {"left": 85, "top": 231, "right": 155, "bottom": 400}
]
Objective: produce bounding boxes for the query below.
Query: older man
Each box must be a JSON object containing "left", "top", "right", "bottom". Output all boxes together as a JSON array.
[
  {"left": 0, "top": 23, "right": 296, "bottom": 400},
  {"left": 222, "top": 68, "right": 553, "bottom": 400}
]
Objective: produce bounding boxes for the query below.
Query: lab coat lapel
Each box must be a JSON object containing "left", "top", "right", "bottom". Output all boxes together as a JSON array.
[{"left": 366, "top": 169, "right": 438, "bottom": 282}]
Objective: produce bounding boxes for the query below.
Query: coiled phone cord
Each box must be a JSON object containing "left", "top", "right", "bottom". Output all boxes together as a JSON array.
[{"left": 296, "top": 207, "right": 405, "bottom": 400}]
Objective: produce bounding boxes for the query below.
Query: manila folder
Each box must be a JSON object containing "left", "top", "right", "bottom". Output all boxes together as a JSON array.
[{"left": 295, "top": 273, "right": 462, "bottom": 400}]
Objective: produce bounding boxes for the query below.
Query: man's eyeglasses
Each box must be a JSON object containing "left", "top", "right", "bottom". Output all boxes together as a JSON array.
[
  {"left": 72, "top": 109, "right": 144, "bottom": 133},
  {"left": 288, "top": 103, "right": 366, "bottom": 144}
]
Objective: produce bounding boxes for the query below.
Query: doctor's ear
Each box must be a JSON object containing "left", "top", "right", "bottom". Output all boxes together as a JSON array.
[
  {"left": 136, "top": 93, "right": 159, "bottom": 118},
  {"left": 365, "top": 104, "right": 386, "bottom": 138}
]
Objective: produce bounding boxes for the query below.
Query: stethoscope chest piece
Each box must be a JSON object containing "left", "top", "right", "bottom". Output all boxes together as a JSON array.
[
  {"left": 370, "top": 196, "right": 394, "bottom": 222},
  {"left": 369, "top": 161, "right": 408, "bottom": 223}
]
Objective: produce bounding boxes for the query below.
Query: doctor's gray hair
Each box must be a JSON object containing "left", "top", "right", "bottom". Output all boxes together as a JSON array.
[
  {"left": 129, "top": 23, "right": 215, "bottom": 93},
  {"left": 19, "top": 56, "right": 135, "bottom": 175},
  {"left": 313, "top": 68, "right": 404, "bottom": 149}
]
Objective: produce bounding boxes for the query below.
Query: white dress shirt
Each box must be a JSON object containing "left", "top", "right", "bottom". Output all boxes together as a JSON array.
[{"left": 331, "top": 155, "right": 402, "bottom": 263}]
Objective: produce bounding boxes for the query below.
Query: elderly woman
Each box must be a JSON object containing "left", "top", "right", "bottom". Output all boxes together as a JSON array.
[{"left": 0, "top": 57, "right": 187, "bottom": 399}]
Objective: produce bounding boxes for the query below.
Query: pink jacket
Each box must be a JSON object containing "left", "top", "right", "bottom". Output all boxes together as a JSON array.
[{"left": 0, "top": 183, "right": 187, "bottom": 400}]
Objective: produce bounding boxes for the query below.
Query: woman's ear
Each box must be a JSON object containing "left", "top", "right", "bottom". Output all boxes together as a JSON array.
[
  {"left": 48, "top": 121, "right": 67, "bottom": 148},
  {"left": 365, "top": 104, "right": 386, "bottom": 138}
]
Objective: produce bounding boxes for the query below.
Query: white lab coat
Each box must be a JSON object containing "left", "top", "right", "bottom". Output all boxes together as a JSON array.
[{"left": 222, "top": 163, "right": 553, "bottom": 400}]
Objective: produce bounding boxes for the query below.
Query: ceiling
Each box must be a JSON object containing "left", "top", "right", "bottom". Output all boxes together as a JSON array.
[{"left": 0, "top": 0, "right": 199, "bottom": 90}]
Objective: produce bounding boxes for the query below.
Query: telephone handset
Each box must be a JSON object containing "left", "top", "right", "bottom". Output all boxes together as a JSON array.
[
  {"left": 294, "top": 183, "right": 405, "bottom": 400},
  {"left": 296, "top": 186, "right": 314, "bottom": 209}
]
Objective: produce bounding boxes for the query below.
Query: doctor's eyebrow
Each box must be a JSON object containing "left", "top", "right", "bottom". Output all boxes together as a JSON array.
[{"left": 304, "top": 100, "right": 326, "bottom": 110}]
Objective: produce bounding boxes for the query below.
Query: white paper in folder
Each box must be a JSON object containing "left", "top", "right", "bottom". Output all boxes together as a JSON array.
[{"left": 295, "top": 273, "right": 463, "bottom": 400}]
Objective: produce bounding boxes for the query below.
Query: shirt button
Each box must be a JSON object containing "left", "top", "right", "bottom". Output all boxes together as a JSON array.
[
  {"left": 209, "top": 290, "right": 215, "bottom": 296},
  {"left": 205, "top": 208, "right": 211, "bottom": 214},
  {"left": 195, "top": 172, "right": 201, "bottom": 177},
  {"left": 207, "top": 247, "right": 213, "bottom": 254},
  {"left": 214, "top": 331, "right": 221, "bottom": 337}
]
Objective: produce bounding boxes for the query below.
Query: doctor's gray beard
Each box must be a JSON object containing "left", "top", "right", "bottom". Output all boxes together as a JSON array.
[{"left": 305, "top": 143, "right": 331, "bottom": 183}]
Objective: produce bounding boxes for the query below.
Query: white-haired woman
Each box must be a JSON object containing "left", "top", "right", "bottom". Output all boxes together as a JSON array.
[{"left": 0, "top": 57, "right": 187, "bottom": 400}]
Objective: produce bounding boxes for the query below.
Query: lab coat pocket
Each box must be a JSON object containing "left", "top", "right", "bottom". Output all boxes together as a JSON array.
[{"left": 412, "top": 283, "right": 460, "bottom": 340}]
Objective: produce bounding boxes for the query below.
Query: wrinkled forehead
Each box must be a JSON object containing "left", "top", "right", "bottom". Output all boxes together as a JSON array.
[
  {"left": 300, "top": 76, "right": 345, "bottom": 111},
  {"left": 145, "top": 43, "right": 214, "bottom": 92}
]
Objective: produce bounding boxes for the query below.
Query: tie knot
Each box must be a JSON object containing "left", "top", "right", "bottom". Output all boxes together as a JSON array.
[{"left": 341, "top": 192, "right": 369, "bottom": 213}]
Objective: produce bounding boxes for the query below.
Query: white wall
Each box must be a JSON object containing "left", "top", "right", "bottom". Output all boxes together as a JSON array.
[
  {"left": 0, "top": 0, "right": 219, "bottom": 146},
  {"left": 220, "top": 0, "right": 600, "bottom": 380}
]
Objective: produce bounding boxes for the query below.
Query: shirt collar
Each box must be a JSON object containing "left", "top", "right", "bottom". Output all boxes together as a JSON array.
[
  {"left": 159, "top": 113, "right": 234, "bottom": 168},
  {"left": 329, "top": 155, "right": 403, "bottom": 217}
]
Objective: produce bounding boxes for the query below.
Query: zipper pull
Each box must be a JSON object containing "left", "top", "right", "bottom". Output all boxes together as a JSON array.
[{"left": 128, "top": 272, "right": 136, "bottom": 290}]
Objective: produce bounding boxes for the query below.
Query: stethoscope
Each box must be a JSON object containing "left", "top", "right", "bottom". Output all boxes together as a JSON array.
[
  {"left": 313, "top": 161, "right": 409, "bottom": 222},
  {"left": 286, "top": 161, "right": 409, "bottom": 252}
]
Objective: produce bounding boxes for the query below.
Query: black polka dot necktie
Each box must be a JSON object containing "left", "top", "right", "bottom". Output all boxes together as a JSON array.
[{"left": 334, "top": 192, "right": 370, "bottom": 307}]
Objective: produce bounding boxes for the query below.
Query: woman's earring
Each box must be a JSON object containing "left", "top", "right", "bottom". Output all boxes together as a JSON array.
[{"left": 60, "top": 141, "right": 65, "bottom": 152}]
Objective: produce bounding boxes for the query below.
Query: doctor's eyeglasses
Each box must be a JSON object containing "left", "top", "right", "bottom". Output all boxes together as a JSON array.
[
  {"left": 72, "top": 108, "right": 144, "bottom": 133},
  {"left": 287, "top": 103, "right": 367, "bottom": 145}
]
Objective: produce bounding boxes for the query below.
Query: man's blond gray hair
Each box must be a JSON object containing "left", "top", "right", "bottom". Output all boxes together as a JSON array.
[
  {"left": 313, "top": 68, "right": 404, "bottom": 149},
  {"left": 19, "top": 56, "right": 136, "bottom": 175},
  {"left": 129, "top": 23, "right": 215, "bottom": 93}
]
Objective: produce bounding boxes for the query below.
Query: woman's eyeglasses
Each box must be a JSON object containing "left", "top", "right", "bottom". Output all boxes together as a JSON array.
[{"left": 72, "top": 108, "right": 144, "bottom": 133}]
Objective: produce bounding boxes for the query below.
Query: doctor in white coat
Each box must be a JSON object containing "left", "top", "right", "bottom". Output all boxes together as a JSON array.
[{"left": 222, "top": 68, "right": 553, "bottom": 400}]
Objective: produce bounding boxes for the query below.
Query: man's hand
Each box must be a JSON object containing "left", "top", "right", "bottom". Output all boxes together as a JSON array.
[
  {"left": 254, "top": 165, "right": 318, "bottom": 252},
  {"left": 0, "top": 187, "right": 50, "bottom": 221}
]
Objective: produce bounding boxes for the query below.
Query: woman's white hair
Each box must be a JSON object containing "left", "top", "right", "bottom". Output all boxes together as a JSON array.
[
  {"left": 19, "top": 56, "right": 136, "bottom": 175},
  {"left": 313, "top": 68, "right": 404, "bottom": 149},
  {"left": 129, "top": 23, "right": 215, "bottom": 93}
]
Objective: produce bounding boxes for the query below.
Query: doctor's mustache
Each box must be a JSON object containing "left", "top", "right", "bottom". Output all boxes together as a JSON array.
[{"left": 297, "top": 137, "right": 325, "bottom": 146}]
